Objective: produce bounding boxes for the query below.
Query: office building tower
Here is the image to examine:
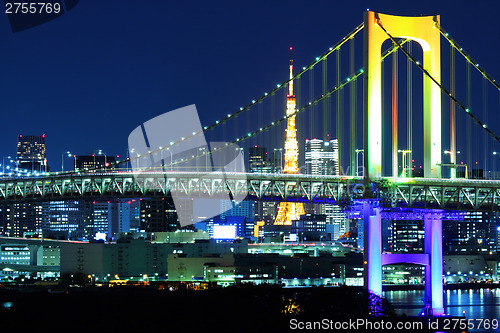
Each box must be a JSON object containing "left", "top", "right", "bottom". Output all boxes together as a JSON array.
[
  {"left": 9, "top": 202, "right": 44, "bottom": 238},
  {"left": 305, "top": 138, "right": 339, "bottom": 176},
  {"left": 17, "top": 134, "right": 47, "bottom": 172},
  {"left": 43, "top": 201, "right": 90, "bottom": 240},
  {"left": 84, "top": 199, "right": 140, "bottom": 240},
  {"left": 304, "top": 138, "right": 347, "bottom": 237},
  {"left": 108, "top": 199, "right": 141, "bottom": 238},
  {"left": 249, "top": 146, "right": 273, "bottom": 173},
  {"left": 140, "top": 198, "right": 180, "bottom": 232}
]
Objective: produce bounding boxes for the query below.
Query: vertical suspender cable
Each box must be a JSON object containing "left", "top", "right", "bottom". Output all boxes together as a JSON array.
[
  {"left": 336, "top": 48, "right": 342, "bottom": 175},
  {"left": 392, "top": 48, "right": 398, "bottom": 178},
  {"left": 350, "top": 37, "right": 356, "bottom": 176},
  {"left": 483, "top": 77, "right": 488, "bottom": 177},
  {"left": 271, "top": 92, "right": 276, "bottom": 160},
  {"left": 466, "top": 62, "right": 472, "bottom": 176},
  {"left": 381, "top": 53, "right": 385, "bottom": 176},
  {"left": 258, "top": 100, "right": 263, "bottom": 147},
  {"left": 310, "top": 67, "right": 315, "bottom": 139},
  {"left": 407, "top": 42, "right": 413, "bottom": 175},
  {"left": 450, "top": 45, "right": 456, "bottom": 179},
  {"left": 322, "top": 57, "right": 328, "bottom": 141}
]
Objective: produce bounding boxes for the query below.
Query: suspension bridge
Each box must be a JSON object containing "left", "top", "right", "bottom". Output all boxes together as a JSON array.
[{"left": 4, "top": 11, "right": 500, "bottom": 316}]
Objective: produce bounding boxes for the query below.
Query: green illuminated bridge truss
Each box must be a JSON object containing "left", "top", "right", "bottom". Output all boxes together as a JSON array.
[{"left": 1, "top": 172, "right": 500, "bottom": 211}]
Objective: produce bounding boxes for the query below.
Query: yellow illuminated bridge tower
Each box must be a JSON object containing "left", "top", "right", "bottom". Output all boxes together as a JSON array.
[{"left": 274, "top": 48, "right": 305, "bottom": 225}]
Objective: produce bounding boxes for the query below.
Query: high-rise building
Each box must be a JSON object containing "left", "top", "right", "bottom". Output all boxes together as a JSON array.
[
  {"left": 275, "top": 49, "right": 305, "bottom": 225},
  {"left": 43, "top": 200, "right": 91, "bottom": 240},
  {"left": 108, "top": 199, "right": 141, "bottom": 238},
  {"left": 248, "top": 146, "right": 273, "bottom": 173},
  {"left": 82, "top": 199, "right": 141, "bottom": 240},
  {"left": 0, "top": 205, "right": 12, "bottom": 236},
  {"left": 17, "top": 134, "right": 47, "bottom": 172},
  {"left": 304, "top": 138, "right": 347, "bottom": 237},
  {"left": 140, "top": 198, "right": 180, "bottom": 232},
  {"left": 90, "top": 201, "right": 110, "bottom": 236},
  {"left": 305, "top": 138, "right": 339, "bottom": 176},
  {"left": 10, "top": 202, "right": 44, "bottom": 237}
]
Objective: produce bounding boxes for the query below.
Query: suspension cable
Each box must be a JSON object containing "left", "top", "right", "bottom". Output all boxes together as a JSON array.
[
  {"left": 61, "top": 22, "right": 416, "bottom": 175},
  {"left": 350, "top": 37, "right": 356, "bottom": 176},
  {"left": 167, "top": 69, "right": 365, "bottom": 168},
  {"left": 467, "top": 62, "right": 472, "bottom": 169},
  {"left": 376, "top": 20, "right": 500, "bottom": 145},
  {"left": 68, "top": 23, "right": 366, "bottom": 175},
  {"left": 438, "top": 25, "right": 500, "bottom": 92}
]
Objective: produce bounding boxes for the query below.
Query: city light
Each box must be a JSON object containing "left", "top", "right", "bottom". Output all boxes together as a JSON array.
[{"left": 1, "top": 8, "right": 500, "bottom": 327}]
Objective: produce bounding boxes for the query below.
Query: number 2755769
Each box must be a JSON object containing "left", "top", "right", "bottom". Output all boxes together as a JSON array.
[{"left": 5, "top": 2, "right": 61, "bottom": 14}]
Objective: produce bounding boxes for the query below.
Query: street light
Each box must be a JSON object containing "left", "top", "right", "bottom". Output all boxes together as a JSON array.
[
  {"left": 198, "top": 147, "right": 210, "bottom": 172},
  {"left": 61, "top": 151, "right": 72, "bottom": 172},
  {"left": 129, "top": 148, "right": 137, "bottom": 170},
  {"left": 355, "top": 149, "right": 364, "bottom": 176},
  {"left": 235, "top": 147, "right": 243, "bottom": 172},
  {"left": 96, "top": 149, "right": 107, "bottom": 170},
  {"left": 397, "top": 150, "right": 412, "bottom": 177},
  {"left": 166, "top": 148, "right": 173, "bottom": 171},
  {"left": 2, "top": 156, "right": 13, "bottom": 176},
  {"left": 442, "top": 150, "right": 461, "bottom": 179},
  {"left": 493, "top": 152, "right": 500, "bottom": 179}
]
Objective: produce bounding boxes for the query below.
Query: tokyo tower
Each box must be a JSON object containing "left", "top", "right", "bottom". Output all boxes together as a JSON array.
[{"left": 274, "top": 48, "right": 305, "bottom": 225}]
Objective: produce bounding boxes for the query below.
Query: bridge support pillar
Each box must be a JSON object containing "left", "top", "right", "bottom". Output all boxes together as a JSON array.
[
  {"left": 363, "top": 205, "right": 445, "bottom": 316},
  {"left": 363, "top": 202, "right": 382, "bottom": 296},
  {"left": 424, "top": 216, "right": 444, "bottom": 315}
]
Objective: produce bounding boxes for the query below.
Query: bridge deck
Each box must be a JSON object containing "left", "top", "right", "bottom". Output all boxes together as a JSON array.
[{"left": 0, "top": 172, "right": 498, "bottom": 211}]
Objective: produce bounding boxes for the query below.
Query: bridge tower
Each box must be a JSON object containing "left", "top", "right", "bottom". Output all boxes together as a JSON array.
[
  {"left": 363, "top": 11, "right": 441, "bottom": 180},
  {"left": 275, "top": 48, "right": 305, "bottom": 225},
  {"left": 362, "top": 11, "right": 444, "bottom": 316}
]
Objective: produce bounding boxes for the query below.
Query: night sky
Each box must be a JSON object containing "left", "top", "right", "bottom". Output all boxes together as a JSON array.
[{"left": 0, "top": 0, "right": 499, "bottom": 171}]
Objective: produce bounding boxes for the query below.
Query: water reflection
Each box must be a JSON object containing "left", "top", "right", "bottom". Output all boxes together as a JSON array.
[{"left": 384, "top": 288, "right": 500, "bottom": 326}]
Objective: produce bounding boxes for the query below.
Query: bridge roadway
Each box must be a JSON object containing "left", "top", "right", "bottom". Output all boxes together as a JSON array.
[{"left": 0, "top": 171, "right": 499, "bottom": 211}]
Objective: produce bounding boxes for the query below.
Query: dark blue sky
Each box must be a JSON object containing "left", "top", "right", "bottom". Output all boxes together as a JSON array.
[{"left": 0, "top": 0, "right": 499, "bottom": 171}]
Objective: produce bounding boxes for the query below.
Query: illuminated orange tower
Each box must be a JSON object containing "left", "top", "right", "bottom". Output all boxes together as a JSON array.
[{"left": 274, "top": 48, "right": 305, "bottom": 225}]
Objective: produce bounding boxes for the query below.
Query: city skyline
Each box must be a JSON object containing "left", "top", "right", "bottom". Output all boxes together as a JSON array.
[
  {"left": 1, "top": 1, "right": 500, "bottom": 172},
  {"left": 1, "top": 3, "right": 500, "bottom": 329}
]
